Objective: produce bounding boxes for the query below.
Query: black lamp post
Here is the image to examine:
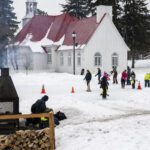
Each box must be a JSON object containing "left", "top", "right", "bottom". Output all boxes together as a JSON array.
[{"left": 72, "top": 31, "right": 76, "bottom": 75}]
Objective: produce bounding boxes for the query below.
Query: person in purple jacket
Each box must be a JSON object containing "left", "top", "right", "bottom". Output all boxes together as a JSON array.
[{"left": 121, "top": 70, "right": 127, "bottom": 88}]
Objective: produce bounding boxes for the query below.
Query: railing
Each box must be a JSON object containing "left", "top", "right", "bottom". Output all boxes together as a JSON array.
[{"left": 0, "top": 113, "right": 55, "bottom": 150}]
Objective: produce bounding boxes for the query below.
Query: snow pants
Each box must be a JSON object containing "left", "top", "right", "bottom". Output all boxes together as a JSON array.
[
  {"left": 132, "top": 80, "right": 135, "bottom": 89},
  {"left": 87, "top": 80, "right": 91, "bottom": 92},
  {"left": 113, "top": 75, "right": 118, "bottom": 84},
  {"left": 121, "top": 79, "right": 126, "bottom": 88},
  {"left": 145, "top": 80, "right": 150, "bottom": 87}
]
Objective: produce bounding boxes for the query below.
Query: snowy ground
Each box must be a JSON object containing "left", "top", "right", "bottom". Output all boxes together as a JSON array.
[{"left": 10, "top": 60, "right": 150, "bottom": 150}]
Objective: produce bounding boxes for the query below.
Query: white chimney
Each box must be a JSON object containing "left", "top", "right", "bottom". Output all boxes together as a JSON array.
[{"left": 97, "top": 5, "right": 112, "bottom": 23}]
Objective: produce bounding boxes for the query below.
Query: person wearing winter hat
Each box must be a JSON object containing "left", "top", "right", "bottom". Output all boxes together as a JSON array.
[
  {"left": 84, "top": 70, "right": 92, "bottom": 92},
  {"left": 31, "top": 95, "right": 53, "bottom": 114},
  {"left": 121, "top": 70, "right": 127, "bottom": 88},
  {"left": 100, "top": 72, "right": 109, "bottom": 99}
]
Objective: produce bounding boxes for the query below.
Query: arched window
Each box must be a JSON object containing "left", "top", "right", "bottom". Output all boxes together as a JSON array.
[
  {"left": 112, "top": 53, "right": 118, "bottom": 67},
  {"left": 68, "top": 52, "right": 71, "bottom": 66},
  {"left": 60, "top": 52, "right": 64, "bottom": 65},
  {"left": 77, "top": 53, "right": 81, "bottom": 66},
  {"left": 94, "top": 52, "right": 102, "bottom": 66}
]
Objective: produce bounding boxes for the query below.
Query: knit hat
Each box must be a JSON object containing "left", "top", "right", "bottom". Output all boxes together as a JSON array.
[
  {"left": 42, "top": 95, "right": 49, "bottom": 101},
  {"left": 104, "top": 72, "right": 107, "bottom": 77}
]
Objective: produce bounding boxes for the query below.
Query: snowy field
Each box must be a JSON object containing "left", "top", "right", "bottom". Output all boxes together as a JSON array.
[{"left": 10, "top": 60, "right": 150, "bottom": 150}]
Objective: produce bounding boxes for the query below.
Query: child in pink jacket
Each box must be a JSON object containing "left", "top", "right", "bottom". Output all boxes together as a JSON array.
[{"left": 121, "top": 70, "right": 127, "bottom": 88}]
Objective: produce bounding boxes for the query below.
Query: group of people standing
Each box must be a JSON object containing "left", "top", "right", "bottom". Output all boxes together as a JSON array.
[
  {"left": 83, "top": 68, "right": 109, "bottom": 98},
  {"left": 83, "top": 66, "right": 139, "bottom": 99},
  {"left": 121, "top": 67, "right": 136, "bottom": 89}
]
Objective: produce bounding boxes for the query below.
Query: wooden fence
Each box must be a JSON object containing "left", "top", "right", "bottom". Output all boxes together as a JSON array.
[{"left": 0, "top": 113, "right": 55, "bottom": 150}]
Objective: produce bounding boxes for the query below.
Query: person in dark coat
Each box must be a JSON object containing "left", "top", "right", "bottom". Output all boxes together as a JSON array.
[
  {"left": 100, "top": 72, "right": 109, "bottom": 99},
  {"left": 31, "top": 95, "right": 51, "bottom": 114},
  {"left": 130, "top": 71, "right": 136, "bottom": 79},
  {"left": 29, "top": 95, "right": 59, "bottom": 127},
  {"left": 95, "top": 68, "right": 101, "bottom": 84},
  {"left": 84, "top": 70, "right": 92, "bottom": 92},
  {"left": 81, "top": 68, "right": 85, "bottom": 75},
  {"left": 127, "top": 66, "right": 131, "bottom": 85}
]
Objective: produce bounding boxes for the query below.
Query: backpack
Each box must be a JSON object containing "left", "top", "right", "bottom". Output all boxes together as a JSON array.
[{"left": 54, "top": 111, "right": 67, "bottom": 121}]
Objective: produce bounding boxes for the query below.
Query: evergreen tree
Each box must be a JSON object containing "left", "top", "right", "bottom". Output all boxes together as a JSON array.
[
  {"left": 61, "top": 0, "right": 93, "bottom": 19},
  {"left": 0, "top": 0, "right": 19, "bottom": 67},
  {"left": 37, "top": 9, "right": 48, "bottom": 16},
  {"left": 121, "top": 0, "right": 150, "bottom": 68}
]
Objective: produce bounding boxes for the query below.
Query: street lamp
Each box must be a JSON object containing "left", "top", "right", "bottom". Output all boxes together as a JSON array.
[{"left": 72, "top": 31, "right": 76, "bottom": 75}]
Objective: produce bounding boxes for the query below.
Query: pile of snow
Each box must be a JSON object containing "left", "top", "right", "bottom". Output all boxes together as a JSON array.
[{"left": 10, "top": 62, "right": 150, "bottom": 150}]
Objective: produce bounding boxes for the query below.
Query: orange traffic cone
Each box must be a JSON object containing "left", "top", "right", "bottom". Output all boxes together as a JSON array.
[
  {"left": 137, "top": 81, "right": 142, "bottom": 90},
  {"left": 71, "top": 86, "right": 75, "bottom": 93},
  {"left": 41, "top": 85, "right": 46, "bottom": 94}
]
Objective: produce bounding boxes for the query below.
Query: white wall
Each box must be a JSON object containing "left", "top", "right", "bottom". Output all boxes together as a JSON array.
[
  {"left": 84, "top": 14, "right": 128, "bottom": 73},
  {"left": 56, "top": 50, "right": 84, "bottom": 74},
  {"left": 33, "top": 52, "right": 47, "bottom": 70}
]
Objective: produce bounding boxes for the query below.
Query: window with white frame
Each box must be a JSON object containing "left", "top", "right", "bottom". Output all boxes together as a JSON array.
[
  {"left": 68, "top": 52, "right": 71, "bottom": 66},
  {"left": 94, "top": 52, "right": 102, "bottom": 66},
  {"left": 112, "top": 53, "right": 118, "bottom": 67},
  {"left": 60, "top": 52, "right": 64, "bottom": 65},
  {"left": 47, "top": 49, "right": 52, "bottom": 64},
  {"left": 77, "top": 53, "right": 81, "bottom": 66}
]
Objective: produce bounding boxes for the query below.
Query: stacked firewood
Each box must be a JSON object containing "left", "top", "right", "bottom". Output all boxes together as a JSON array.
[{"left": 0, "top": 128, "right": 51, "bottom": 150}]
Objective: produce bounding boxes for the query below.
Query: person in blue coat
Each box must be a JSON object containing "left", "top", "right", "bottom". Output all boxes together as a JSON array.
[{"left": 95, "top": 68, "right": 101, "bottom": 84}]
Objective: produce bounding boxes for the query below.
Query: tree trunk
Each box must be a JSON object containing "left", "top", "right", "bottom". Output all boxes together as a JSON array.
[
  {"left": 131, "top": 56, "right": 135, "bottom": 68},
  {"left": 131, "top": 50, "right": 135, "bottom": 68}
]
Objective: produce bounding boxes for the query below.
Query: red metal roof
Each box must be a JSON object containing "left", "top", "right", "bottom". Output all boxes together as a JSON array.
[{"left": 15, "top": 13, "right": 106, "bottom": 46}]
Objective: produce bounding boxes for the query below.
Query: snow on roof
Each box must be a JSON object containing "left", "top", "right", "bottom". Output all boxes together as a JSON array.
[
  {"left": 58, "top": 44, "right": 86, "bottom": 51},
  {"left": 15, "top": 13, "right": 105, "bottom": 52},
  {"left": 27, "top": 0, "right": 36, "bottom": 2}
]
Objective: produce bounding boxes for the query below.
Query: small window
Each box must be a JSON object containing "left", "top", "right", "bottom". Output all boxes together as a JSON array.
[
  {"left": 94, "top": 52, "right": 102, "bottom": 66},
  {"left": 60, "top": 52, "right": 64, "bottom": 65},
  {"left": 112, "top": 53, "right": 118, "bottom": 67},
  {"left": 47, "top": 49, "right": 52, "bottom": 64},
  {"left": 68, "top": 52, "right": 71, "bottom": 66},
  {"left": 77, "top": 53, "right": 81, "bottom": 66}
]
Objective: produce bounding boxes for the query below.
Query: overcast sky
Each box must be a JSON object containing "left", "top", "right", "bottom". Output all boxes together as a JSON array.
[{"left": 13, "top": 0, "right": 150, "bottom": 25}]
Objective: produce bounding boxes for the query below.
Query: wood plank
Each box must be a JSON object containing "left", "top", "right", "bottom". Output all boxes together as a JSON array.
[
  {"left": 49, "top": 113, "right": 55, "bottom": 150},
  {"left": 0, "top": 113, "right": 51, "bottom": 120}
]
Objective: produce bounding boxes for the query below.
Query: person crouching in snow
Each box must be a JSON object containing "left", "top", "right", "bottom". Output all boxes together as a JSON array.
[
  {"left": 100, "top": 72, "right": 109, "bottom": 99},
  {"left": 84, "top": 70, "right": 92, "bottom": 92},
  {"left": 95, "top": 68, "right": 101, "bottom": 84},
  {"left": 121, "top": 70, "right": 127, "bottom": 88}
]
